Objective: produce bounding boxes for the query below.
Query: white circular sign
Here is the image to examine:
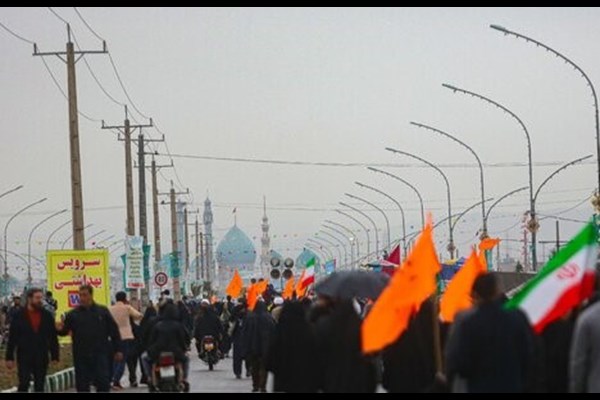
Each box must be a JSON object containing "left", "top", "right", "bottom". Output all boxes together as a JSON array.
[{"left": 154, "top": 272, "right": 168, "bottom": 287}]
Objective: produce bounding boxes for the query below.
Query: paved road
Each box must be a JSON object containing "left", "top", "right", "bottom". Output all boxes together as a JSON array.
[{"left": 117, "top": 355, "right": 253, "bottom": 393}]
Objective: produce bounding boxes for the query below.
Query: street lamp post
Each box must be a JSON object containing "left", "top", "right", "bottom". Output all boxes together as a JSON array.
[
  {"left": 410, "top": 122, "right": 487, "bottom": 238},
  {"left": 340, "top": 201, "right": 380, "bottom": 259},
  {"left": 345, "top": 193, "right": 390, "bottom": 252},
  {"left": 530, "top": 156, "right": 593, "bottom": 260},
  {"left": 61, "top": 223, "right": 93, "bottom": 249},
  {"left": 307, "top": 238, "right": 334, "bottom": 260},
  {"left": 323, "top": 223, "right": 357, "bottom": 269},
  {"left": 86, "top": 229, "right": 107, "bottom": 246},
  {"left": 367, "top": 167, "right": 425, "bottom": 228},
  {"left": 485, "top": 187, "right": 529, "bottom": 230},
  {"left": 324, "top": 219, "right": 360, "bottom": 265},
  {"left": 3, "top": 198, "right": 48, "bottom": 292},
  {"left": 0, "top": 185, "right": 24, "bottom": 201},
  {"left": 46, "top": 219, "right": 72, "bottom": 252},
  {"left": 451, "top": 198, "right": 493, "bottom": 238},
  {"left": 27, "top": 208, "right": 67, "bottom": 285},
  {"left": 318, "top": 230, "right": 348, "bottom": 269},
  {"left": 336, "top": 209, "right": 371, "bottom": 259},
  {"left": 442, "top": 83, "right": 535, "bottom": 267},
  {"left": 305, "top": 244, "right": 328, "bottom": 265},
  {"left": 490, "top": 24, "right": 600, "bottom": 198},
  {"left": 95, "top": 234, "right": 116, "bottom": 248},
  {"left": 355, "top": 181, "right": 406, "bottom": 259},
  {"left": 313, "top": 236, "right": 343, "bottom": 266},
  {"left": 386, "top": 147, "right": 455, "bottom": 258}
]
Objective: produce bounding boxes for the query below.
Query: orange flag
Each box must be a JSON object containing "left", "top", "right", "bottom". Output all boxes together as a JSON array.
[
  {"left": 361, "top": 219, "right": 440, "bottom": 354},
  {"left": 295, "top": 270, "right": 307, "bottom": 298},
  {"left": 247, "top": 283, "right": 259, "bottom": 311},
  {"left": 225, "top": 269, "right": 244, "bottom": 298},
  {"left": 255, "top": 279, "right": 269, "bottom": 295},
  {"left": 439, "top": 249, "right": 486, "bottom": 323},
  {"left": 479, "top": 237, "right": 500, "bottom": 251},
  {"left": 478, "top": 237, "right": 500, "bottom": 269},
  {"left": 282, "top": 277, "right": 295, "bottom": 300}
]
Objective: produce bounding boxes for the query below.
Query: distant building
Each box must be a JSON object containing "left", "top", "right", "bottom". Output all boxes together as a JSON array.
[
  {"left": 216, "top": 224, "right": 257, "bottom": 284},
  {"left": 203, "top": 196, "right": 215, "bottom": 284},
  {"left": 259, "top": 196, "right": 271, "bottom": 278}
]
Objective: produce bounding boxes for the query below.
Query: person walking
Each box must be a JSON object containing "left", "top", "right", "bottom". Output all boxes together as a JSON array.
[
  {"left": 243, "top": 300, "right": 276, "bottom": 392},
  {"left": 447, "top": 273, "right": 534, "bottom": 393},
  {"left": 230, "top": 298, "right": 250, "bottom": 379},
  {"left": 570, "top": 299, "right": 600, "bottom": 393},
  {"left": 268, "top": 300, "right": 318, "bottom": 392},
  {"left": 109, "top": 291, "right": 142, "bottom": 390},
  {"left": 313, "top": 299, "right": 377, "bottom": 393},
  {"left": 5, "top": 288, "right": 59, "bottom": 392},
  {"left": 57, "top": 285, "right": 123, "bottom": 393}
]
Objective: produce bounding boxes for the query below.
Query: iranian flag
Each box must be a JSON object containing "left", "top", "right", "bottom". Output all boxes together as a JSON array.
[
  {"left": 299, "top": 257, "right": 316, "bottom": 289},
  {"left": 506, "top": 222, "right": 598, "bottom": 334}
]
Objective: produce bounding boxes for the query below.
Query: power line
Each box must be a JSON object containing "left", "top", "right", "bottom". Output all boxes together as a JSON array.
[
  {"left": 47, "top": 7, "right": 69, "bottom": 25},
  {"left": 158, "top": 151, "right": 596, "bottom": 170},
  {"left": 0, "top": 21, "right": 35, "bottom": 44},
  {"left": 73, "top": 7, "right": 105, "bottom": 42}
]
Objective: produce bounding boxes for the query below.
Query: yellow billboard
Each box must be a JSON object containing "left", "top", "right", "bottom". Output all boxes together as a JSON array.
[{"left": 46, "top": 249, "right": 111, "bottom": 321}]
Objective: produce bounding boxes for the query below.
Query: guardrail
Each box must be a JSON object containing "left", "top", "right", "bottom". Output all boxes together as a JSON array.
[{"left": 1, "top": 367, "right": 75, "bottom": 393}]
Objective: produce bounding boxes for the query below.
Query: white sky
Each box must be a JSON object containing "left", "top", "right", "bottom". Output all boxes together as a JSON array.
[{"left": 1, "top": 7, "right": 599, "bottom": 277}]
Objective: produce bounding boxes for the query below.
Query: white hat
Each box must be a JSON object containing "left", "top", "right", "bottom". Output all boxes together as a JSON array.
[
  {"left": 201, "top": 298, "right": 210, "bottom": 305},
  {"left": 273, "top": 296, "right": 284, "bottom": 306}
]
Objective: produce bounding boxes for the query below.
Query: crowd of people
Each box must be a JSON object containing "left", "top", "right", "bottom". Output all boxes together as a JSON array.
[{"left": 4, "top": 271, "right": 600, "bottom": 392}]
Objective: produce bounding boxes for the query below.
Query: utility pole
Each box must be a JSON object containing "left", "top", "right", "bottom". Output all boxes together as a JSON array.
[
  {"left": 133, "top": 133, "right": 162, "bottom": 304},
  {"left": 33, "top": 25, "right": 107, "bottom": 249},
  {"left": 158, "top": 182, "right": 189, "bottom": 301},
  {"left": 184, "top": 210, "right": 200, "bottom": 295},
  {"left": 103, "top": 110, "right": 152, "bottom": 302},
  {"left": 102, "top": 108, "right": 152, "bottom": 238},
  {"left": 199, "top": 232, "right": 205, "bottom": 281},
  {"left": 195, "top": 216, "right": 200, "bottom": 282},
  {"left": 148, "top": 158, "right": 172, "bottom": 276}
]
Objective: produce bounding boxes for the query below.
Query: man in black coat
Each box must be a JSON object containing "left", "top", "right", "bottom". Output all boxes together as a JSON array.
[
  {"left": 243, "top": 300, "right": 276, "bottom": 392},
  {"left": 5, "top": 287, "right": 59, "bottom": 392},
  {"left": 56, "top": 285, "right": 123, "bottom": 393},
  {"left": 448, "top": 273, "right": 534, "bottom": 393}
]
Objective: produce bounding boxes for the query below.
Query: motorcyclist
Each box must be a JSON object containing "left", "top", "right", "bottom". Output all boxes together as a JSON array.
[
  {"left": 143, "top": 301, "right": 191, "bottom": 392},
  {"left": 193, "top": 299, "right": 224, "bottom": 357}
]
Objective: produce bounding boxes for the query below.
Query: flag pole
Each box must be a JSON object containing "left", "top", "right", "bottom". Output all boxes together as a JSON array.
[{"left": 432, "top": 296, "right": 443, "bottom": 374}]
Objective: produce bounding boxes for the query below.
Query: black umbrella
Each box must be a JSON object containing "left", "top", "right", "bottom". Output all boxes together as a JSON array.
[{"left": 314, "top": 270, "right": 390, "bottom": 300}]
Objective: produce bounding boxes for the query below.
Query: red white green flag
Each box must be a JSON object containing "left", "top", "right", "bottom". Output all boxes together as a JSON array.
[
  {"left": 299, "top": 257, "right": 315, "bottom": 289},
  {"left": 505, "top": 222, "right": 598, "bottom": 333}
]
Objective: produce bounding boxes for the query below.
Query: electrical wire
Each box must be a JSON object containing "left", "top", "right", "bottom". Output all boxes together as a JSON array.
[
  {"left": 47, "top": 7, "right": 69, "bottom": 25},
  {"left": 73, "top": 7, "right": 105, "bottom": 42},
  {"left": 0, "top": 21, "right": 35, "bottom": 44},
  {"left": 158, "top": 152, "right": 596, "bottom": 170}
]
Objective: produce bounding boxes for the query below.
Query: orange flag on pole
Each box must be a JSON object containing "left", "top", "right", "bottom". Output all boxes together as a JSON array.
[
  {"left": 478, "top": 237, "right": 501, "bottom": 269},
  {"left": 282, "top": 277, "right": 295, "bottom": 300},
  {"left": 361, "top": 219, "right": 440, "bottom": 354},
  {"left": 225, "top": 269, "right": 244, "bottom": 299},
  {"left": 255, "top": 279, "right": 269, "bottom": 295},
  {"left": 247, "top": 283, "right": 259, "bottom": 311},
  {"left": 479, "top": 237, "right": 501, "bottom": 251},
  {"left": 439, "top": 249, "right": 486, "bottom": 323}
]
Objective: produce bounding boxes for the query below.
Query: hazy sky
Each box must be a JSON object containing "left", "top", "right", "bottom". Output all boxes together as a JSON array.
[{"left": 2, "top": 7, "right": 600, "bottom": 277}]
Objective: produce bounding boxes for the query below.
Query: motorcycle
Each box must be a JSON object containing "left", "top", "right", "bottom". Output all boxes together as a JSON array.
[
  {"left": 197, "top": 335, "right": 220, "bottom": 371},
  {"left": 150, "top": 352, "right": 186, "bottom": 392}
]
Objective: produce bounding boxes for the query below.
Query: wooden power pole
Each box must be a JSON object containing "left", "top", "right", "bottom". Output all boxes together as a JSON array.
[{"left": 33, "top": 25, "right": 106, "bottom": 250}]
